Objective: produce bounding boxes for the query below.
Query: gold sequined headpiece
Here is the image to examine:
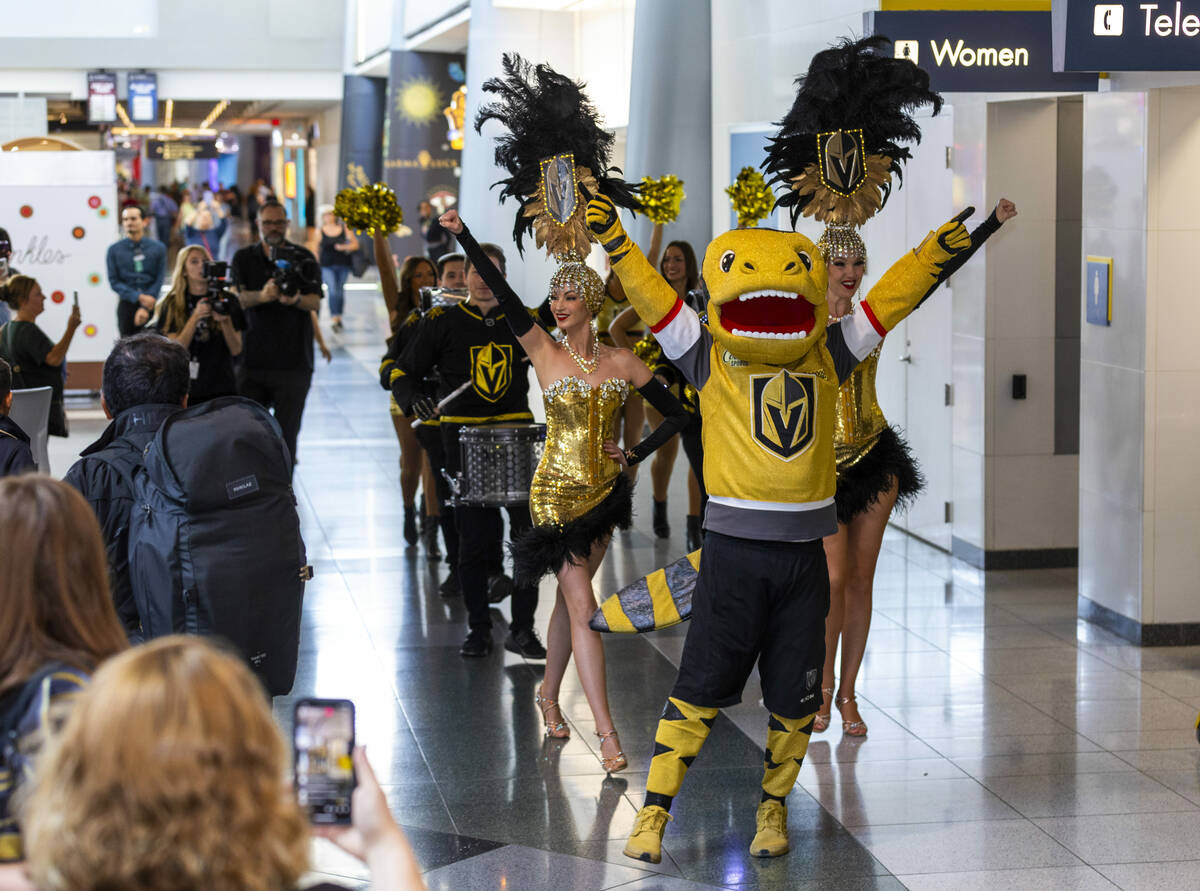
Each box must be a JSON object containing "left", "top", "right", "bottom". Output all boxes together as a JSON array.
[
  {"left": 816, "top": 224, "right": 866, "bottom": 264},
  {"left": 549, "top": 249, "right": 606, "bottom": 315}
]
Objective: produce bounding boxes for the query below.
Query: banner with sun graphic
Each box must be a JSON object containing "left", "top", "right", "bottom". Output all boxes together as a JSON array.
[
  {"left": 383, "top": 50, "right": 466, "bottom": 259},
  {"left": 0, "top": 151, "right": 118, "bottom": 364}
]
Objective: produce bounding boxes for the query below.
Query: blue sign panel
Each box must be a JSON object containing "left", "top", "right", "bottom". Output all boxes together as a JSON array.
[
  {"left": 1086, "top": 256, "right": 1113, "bottom": 326},
  {"left": 127, "top": 72, "right": 157, "bottom": 123},
  {"left": 1054, "top": 0, "right": 1200, "bottom": 71},
  {"left": 867, "top": 11, "right": 1099, "bottom": 92}
]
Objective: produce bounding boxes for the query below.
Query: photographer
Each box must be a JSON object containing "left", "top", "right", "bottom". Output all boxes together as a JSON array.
[
  {"left": 230, "top": 199, "right": 322, "bottom": 470},
  {"left": 152, "top": 245, "right": 244, "bottom": 404}
]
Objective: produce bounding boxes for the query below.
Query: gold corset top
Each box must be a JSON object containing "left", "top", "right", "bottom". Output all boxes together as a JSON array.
[
  {"left": 531, "top": 376, "right": 630, "bottom": 525},
  {"left": 834, "top": 343, "right": 889, "bottom": 471}
]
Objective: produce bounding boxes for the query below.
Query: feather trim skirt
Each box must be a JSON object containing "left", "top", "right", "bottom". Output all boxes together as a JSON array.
[
  {"left": 511, "top": 472, "right": 633, "bottom": 586},
  {"left": 834, "top": 425, "right": 924, "bottom": 525}
]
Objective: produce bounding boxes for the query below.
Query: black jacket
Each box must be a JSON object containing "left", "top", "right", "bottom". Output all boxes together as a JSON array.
[
  {"left": 63, "top": 404, "right": 183, "bottom": 640},
  {"left": 0, "top": 415, "right": 34, "bottom": 476}
]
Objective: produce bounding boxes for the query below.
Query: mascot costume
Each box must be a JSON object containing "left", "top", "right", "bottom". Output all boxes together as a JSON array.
[{"left": 586, "top": 36, "right": 977, "bottom": 863}]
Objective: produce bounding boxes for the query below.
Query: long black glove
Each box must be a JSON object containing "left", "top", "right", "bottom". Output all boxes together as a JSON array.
[
  {"left": 455, "top": 224, "right": 538, "bottom": 338},
  {"left": 916, "top": 208, "right": 1003, "bottom": 308},
  {"left": 625, "top": 377, "right": 690, "bottom": 466}
]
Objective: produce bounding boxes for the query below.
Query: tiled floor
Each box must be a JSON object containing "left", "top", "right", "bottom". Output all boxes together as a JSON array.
[{"left": 54, "top": 289, "right": 1200, "bottom": 889}]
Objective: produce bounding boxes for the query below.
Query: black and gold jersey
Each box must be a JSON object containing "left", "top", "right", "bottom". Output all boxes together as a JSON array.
[{"left": 393, "top": 300, "right": 537, "bottom": 425}]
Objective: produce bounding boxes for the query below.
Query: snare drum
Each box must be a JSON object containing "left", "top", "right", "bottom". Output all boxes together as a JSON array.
[{"left": 455, "top": 423, "right": 546, "bottom": 506}]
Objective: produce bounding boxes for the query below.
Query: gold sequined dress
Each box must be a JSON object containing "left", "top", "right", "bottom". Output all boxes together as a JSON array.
[
  {"left": 832, "top": 335, "right": 924, "bottom": 524},
  {"left": 512, "top": 376, "right": 635, "bottom": 584}
]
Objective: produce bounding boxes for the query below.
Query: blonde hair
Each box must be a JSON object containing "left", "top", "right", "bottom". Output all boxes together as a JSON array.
[
  {"left": 0, "top": 273, "right": 37, "bottom": 310},
  {"left": 0, "top": 476, "right": 127, "bottom": 697},
  {"left": 23, "top": 637, "right": 310, "bottom": 891},
  {"left": 155, "top": 244, "right": 211, "bottom": 335}
]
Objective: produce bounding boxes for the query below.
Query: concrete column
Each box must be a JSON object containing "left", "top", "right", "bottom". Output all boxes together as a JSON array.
[
  {"left": 1078, "top": 87, "right": 1200, "bottom": 645},
  {"left": 624, "top": 0, "right": 712, "bottom": 253}
]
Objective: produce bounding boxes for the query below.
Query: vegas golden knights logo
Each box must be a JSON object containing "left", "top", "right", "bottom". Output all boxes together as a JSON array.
[
  {"left": 817, "top": 128, "right": 866, "bottom": 197},
  {"left": 751, "top": 370, "right": 816, "bottom": 460},
  {"left": 470, "top": 343, "right": 513, "bottom": 402}
]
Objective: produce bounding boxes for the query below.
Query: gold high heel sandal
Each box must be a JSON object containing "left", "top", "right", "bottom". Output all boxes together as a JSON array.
[
  {"left": 813, "top": 686, "right": 835, "bottom": 733},
  {"left": 536, "top": 686, "right": 570, "bottom": 739},
  {"left": 836, "top": 694, "right": 867, "bottom": 737},
  {"left": 596, "top": 729, "right": 627, "bottom": 773}
]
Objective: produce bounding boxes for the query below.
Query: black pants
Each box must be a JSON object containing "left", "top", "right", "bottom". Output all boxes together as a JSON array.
[
  {"left": 671, "top": 532, "right": 828, "bottom": 719},
  {"left": 416, "top": 422, "right": 459, "bottom": 564},
  {"left": 238, "top": 367, "right": 312, "bottom": 471},
  {"left": 442, "top": 422, "right": 536, "bottom": 632},
  {"left": 116, "top": 300, "right": 148, "bottom": 337}
]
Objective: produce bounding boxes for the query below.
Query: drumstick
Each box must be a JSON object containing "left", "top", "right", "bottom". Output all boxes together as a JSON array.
[{"left": 410, "top": 380, "right": 473, "bottom": 429}]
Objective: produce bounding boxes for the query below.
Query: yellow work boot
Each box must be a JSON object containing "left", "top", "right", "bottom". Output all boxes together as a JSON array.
[
  {"left": 624, "top": 805, "right": 672, "bottom": 864},
  {"left": 749, "top": 800, "right": 789, "bottom": 858}
]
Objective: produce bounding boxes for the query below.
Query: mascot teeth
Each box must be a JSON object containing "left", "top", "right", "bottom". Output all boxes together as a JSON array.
[
  {"left": 729, "top": 328, "right": 808, "bottom": 340},
  {"left": 738, "top": 289, "right": 799, "bottom": 302}
]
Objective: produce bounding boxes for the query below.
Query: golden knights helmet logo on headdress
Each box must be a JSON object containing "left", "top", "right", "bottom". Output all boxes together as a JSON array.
[{"left": 818, "top": 129, "right": 866, "bottom": 197}]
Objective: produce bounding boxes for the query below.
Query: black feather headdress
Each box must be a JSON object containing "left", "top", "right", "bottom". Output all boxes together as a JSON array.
[
  {"left": 475, "top": 53, "right": 641, "bottom": 258},
  {"left": 763, "top": 36, "right": 942, "bottom": 228}
]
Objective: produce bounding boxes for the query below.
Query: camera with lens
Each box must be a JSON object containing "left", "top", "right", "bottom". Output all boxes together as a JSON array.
[
  {"left": 203, "top": 260, "right": 235, "bottom": 315},
  {"left": 269, "top": 243, "right": 320, "bottom": 298}
]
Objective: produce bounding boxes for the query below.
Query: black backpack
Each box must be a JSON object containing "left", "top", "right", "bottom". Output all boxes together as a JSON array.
[{"left": 113, "top": 397, "right": 311, "bottom": 696}]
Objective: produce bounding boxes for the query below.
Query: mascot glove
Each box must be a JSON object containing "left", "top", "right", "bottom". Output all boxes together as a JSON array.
[
  {"left": 917, "top": 206, "right": 974, "bottom": 266},
  {"left": 586, "top": 194, "right": 634, "bottom": 261}
]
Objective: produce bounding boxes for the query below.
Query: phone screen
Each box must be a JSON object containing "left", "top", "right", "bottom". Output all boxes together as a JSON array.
[{"left": 293, "top": 698, "right": 355, "bottom": 824}]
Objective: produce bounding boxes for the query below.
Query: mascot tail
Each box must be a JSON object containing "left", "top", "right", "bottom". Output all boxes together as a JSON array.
[{"left": 590, "top": 550, "right": 701, "bottom": 633}]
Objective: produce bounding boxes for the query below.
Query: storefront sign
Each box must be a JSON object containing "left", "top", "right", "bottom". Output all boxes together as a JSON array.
[
  {"left": 86, "top": 71, "right": 117, "bottom": 124},
  {"left": 1053, "top": 1, "right": 1200, "bottom": 71},
  {"left": 127, "top": 73, "right": 157, "bottom": 123},
  {"left": 866, "top": 10, "right": 1099, "bottom": 91},
  {"left": 146, "top": 139, "right": 218, "bottom": 161}
]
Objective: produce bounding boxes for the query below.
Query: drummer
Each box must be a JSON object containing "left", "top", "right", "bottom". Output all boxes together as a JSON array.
[{"left": 392, "top": 239, "right": 552, "bottom": 660}]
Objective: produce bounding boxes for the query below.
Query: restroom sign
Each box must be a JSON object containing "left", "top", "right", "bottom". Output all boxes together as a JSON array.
[{"left": 867, "top": 10, "right": 1099, "bottom": 91}]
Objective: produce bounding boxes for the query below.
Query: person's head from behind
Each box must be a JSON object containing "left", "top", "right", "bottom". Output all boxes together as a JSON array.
[
  {"left": 437, "top": 252, "right": 465, "bottom": 290},
  {"left": 0, "top": 476, "right": 127, "bottom": 695},
  {"left": 120, "top": 205, "right": 146, "bottom": 241},
  {"left": 258, "top": 199, "right": 289, "bottom": 248},
  {"left": 463, "top": 243, "right": 506, "bottom": 305},
  {"left": 100, "top": 333, "right": 190, "bottom": 419},
  {"left": 0, "top": 357, "right": 12, "bottom": 417},
  {"left": 24, "top": 636, "right": 307, "bottom": 891},
  {"left": 0, "top": 274, "right": 43, "bottom": 318}
]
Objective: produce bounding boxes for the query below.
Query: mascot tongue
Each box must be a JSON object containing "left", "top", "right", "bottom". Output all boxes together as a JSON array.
[{"left": 719, "top": 293, "right": 816, "bottom": 336}]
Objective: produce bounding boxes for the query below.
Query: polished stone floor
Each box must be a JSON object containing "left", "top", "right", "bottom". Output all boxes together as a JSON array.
[{"left": 54, "top": 289, "right": 1200, "bottom": 890}]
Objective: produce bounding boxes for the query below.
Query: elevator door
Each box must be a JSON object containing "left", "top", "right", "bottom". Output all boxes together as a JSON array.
[{"left": 874, "top": 107, "right": 955, "bottom": 551}]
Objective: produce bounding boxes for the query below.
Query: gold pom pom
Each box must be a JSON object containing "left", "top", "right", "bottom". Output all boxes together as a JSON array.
[
  {"left": 639, "top": 175, "right": 685, "bottom": 225},
  {"left": 725, "top": 167, "right": 774, "bottom": 228},
  {"left": 334, "top": 182, "right": 404, "bottom": 236}
]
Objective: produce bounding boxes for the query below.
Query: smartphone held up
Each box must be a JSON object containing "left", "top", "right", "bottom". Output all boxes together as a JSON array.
[{"left": 293, "top": 698, "right": 356, "bottom": 825}]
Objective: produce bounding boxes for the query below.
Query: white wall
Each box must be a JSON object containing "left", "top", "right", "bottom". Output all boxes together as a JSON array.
[{"left": 458, "top": 0, "right": 636, "bottom": 306}]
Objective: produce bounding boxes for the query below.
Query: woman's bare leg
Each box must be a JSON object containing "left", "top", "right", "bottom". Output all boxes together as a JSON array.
[{"left": 391, "top": 414, "right": 422, "bottom": 509}]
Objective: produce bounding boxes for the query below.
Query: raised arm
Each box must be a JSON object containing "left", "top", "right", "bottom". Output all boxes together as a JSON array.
[
  {"left": 832, "top": 207, "right": 976, "bottom": 380},
  {"left": 437, "top": 210, "right": 555, "bottom": 361},
  {"left": 608, "top": 304, "right": 643, "bottom": 351},
  {"left": 373, "top": 232, "right": 401, "bottom": 321},
  {"left": 586, "top": 196, "right": 679, "bottom": 330}
]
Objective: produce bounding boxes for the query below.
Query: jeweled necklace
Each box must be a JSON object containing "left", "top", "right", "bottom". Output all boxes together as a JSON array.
[{"left": 561, "top": 332, "right": 600, "bottom": 374}]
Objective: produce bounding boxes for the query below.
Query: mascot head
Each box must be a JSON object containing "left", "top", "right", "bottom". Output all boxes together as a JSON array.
[{"left": 703, "top": 229, "right": 827, "bottom": 366}]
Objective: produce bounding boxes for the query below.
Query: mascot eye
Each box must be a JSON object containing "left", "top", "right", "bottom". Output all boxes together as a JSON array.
[
  {"left": 796, "top": 250, "right": 812, "bottom": 271},
  {"left": 720, "top": 250, "right": 735, "bottom": 273}
]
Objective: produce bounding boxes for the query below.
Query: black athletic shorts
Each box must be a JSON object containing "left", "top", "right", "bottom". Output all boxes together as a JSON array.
[{"left": 670, "top": 531, "right": 828, "bottom": 719}]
